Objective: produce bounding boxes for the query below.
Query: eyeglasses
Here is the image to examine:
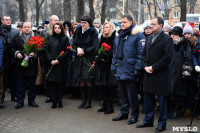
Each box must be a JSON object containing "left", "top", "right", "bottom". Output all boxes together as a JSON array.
[
  {"left": 150, "top": 23, "right": 157, "bottom": 26},
  {"left": 3, "top": 19, "right": 11, "bottom": 21},
  {"left": 81, "top": 21, "right": 88, "bottom": 24}
]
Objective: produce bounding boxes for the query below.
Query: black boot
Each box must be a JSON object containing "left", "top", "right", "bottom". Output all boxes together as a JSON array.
[
  {"left": 170, "top": 104, "right": 179, "bottom": 119},
  {"left": 84, "top": 87, "right": 92, "bottom": 109},
  {"left": 51, "top": 98, "right": 57, "bottom": 109},
  {"left": 104, "top": 103, "right": 114, "bottom": 114},
  {"left": 57, "top": 98, "right": 63, "bottom": 108},
  {"left": 78, "top": 87, "right": 86, "bottom": 109},
  {"left": 97, "top": 101, "right": 106, "bottom": 112}
]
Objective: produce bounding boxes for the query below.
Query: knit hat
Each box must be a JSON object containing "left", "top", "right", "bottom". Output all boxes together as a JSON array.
[
  {"left": 93, "top": 19, "right": 101, "bottom": 25},
  {"left": 170, "top": 26, "right": 183, "bottom": 37},
  {"left": 143, "top": 20, "right": 151, "bottom": 30},
  {"left": 163, "top": 23, "right": 172, "bottom": 32},
  {"left": 183, "top": 24, "right": 193, "bottom": 35}
]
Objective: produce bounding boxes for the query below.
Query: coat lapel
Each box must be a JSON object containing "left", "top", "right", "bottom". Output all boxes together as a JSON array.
[{"left": 149, "top": 31, "right": 164, "bottom": 49}]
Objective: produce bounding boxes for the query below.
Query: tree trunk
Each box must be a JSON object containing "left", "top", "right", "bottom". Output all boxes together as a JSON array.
[
  {"left": 35, "top": 0, "right": 45, "bottom": 26},
  {"left": 63, "top": 0, "right": 71, "bottom": 21},
  {"left": 180, "top": 0, "right": 187, "bottom": 21},
  {"left": 189, "top": 0, "right": 197, "bottom": 14},
  {"left": 89, "top": 0, "right": 95, "bottom": 22},
  {"left": 17, "top": 0, "right": 25, "bottom": 22},
  {"left": 125, "top": 0, "right": 129, "bottom": 14},
  {"left": 153, "top": 0, "right": 157, "bottom": 17},
  {"left": 101, "top": 0, "right": 107, "bottom": 24},
  {"left": 146, "top": 0, "right": 152, "bottom": 19},
  {"left": 76, "top": 0, "right": 84, "bottom": 22}
]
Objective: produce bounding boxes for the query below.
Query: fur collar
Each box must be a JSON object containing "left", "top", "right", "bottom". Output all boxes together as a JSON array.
[{"left": 116, "top": 26, "right": 143, "bottom": 36}]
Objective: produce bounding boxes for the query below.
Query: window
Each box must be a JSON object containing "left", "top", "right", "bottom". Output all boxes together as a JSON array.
[
  {"left": 47, "top": 0, "right": 51, "bottom": 3},
  {"left": 109, "top": 8, "right": 117, "bottom": 12},
  {"left": 173, "top": 11, "right": 178, "bottom": 18},
  {"left": 144, "top": 0, "right": 148, "bottom": 5},
  {"left": 144, "top": 13, "right": 148, "bottom": 20},
  {"left": 174, "top": 0, "right": 179, "bottom": 5},
  {"left": 110, "top": 14, "right": 116, "bottom": 19},
  {"left": 119, "top": 2, "right": 123, "bottom": 7}
]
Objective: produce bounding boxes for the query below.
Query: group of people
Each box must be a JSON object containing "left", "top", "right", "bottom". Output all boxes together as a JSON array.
[{"left": 0, "top": 14, "right": 200, "bottom": 133}]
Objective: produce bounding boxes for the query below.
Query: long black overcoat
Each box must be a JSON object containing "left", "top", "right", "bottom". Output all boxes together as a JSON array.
[{"left": 142, "top": 31, "right": 173, "bottom": 96}]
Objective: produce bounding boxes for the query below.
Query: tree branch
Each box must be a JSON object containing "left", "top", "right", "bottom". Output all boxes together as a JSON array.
[{"left": 39, "top": 0, "right": 45, "bottom": 9}]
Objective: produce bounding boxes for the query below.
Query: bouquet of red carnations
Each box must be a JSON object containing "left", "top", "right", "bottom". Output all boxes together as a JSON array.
[
  {"left": 88, "top": 43, "right": 111, "bottom": 72},
  {"left": 21, "top": 36, "right": 47, "bottom": 67}
]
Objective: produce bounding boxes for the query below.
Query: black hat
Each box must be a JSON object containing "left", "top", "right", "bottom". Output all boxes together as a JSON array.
[
  {"left": 170, "top": 26, "right": 183, "bottom": 37},
  {"left": 17, "top": 22, "right": 23, "bottom": 28}
]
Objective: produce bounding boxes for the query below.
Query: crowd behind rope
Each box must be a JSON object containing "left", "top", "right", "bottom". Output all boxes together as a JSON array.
[{"left": 0, "top": 14, "right": 200, "bottom": 132}]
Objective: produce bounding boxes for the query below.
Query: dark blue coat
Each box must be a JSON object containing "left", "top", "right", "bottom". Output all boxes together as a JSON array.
[
  {"left": 193, "top": 38, "right": 200, "bottom": 67},
  {"left": 111, "top": 26, "right": 145, "bottom": 81}
]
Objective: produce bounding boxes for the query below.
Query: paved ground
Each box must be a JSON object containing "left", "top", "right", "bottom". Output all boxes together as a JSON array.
[{"left": 0, "top": 92, "right": 200, "bottom": 133}]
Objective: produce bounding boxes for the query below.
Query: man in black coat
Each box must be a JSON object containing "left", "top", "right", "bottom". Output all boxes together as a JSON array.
[
  {"left": 12, "top": 22, "right": 39, "bottom": 109},
  {"left": 1, "top": 16, "right": 19, "bottom": 102},
  {"left": 136, "top": 17, "right": 173, "bottom": 132}
]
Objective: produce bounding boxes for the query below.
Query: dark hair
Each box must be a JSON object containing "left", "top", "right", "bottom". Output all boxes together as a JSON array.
[
  {"left": 37, "top": 26, "right": 44, "bottom": 30},
  {"left": 153, "top": 16, "right": 164, "bottom": 27},
  {"left": 63, "top": 20, "right": 73, "bottom": 33},
  {"left": 80, "top": 15, "right": 92, "bottom": 26},
  {"left": 121, "top": 14, "right": 133, "bottom": 24},
  {"left": 63, "top": 20, "right": 72, "bottom": 29},
  {"left": 52, "top": 22, "right": 65, "bottom": 36}
]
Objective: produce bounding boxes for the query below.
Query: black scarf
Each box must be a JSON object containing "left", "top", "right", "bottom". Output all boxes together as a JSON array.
[
  {"left": 115, "top": 25, "right": 134, "bottom": 59},
  {"left": 2, "top": 25, "right": 11, "bottom": 32}
]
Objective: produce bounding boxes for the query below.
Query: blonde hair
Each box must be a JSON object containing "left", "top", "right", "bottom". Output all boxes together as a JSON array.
[{"left": 102, "top": 22, "right": 115, "bottom": 38}]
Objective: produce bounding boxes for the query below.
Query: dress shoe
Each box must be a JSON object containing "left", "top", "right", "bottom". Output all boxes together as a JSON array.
[
  {"left": 112, "top": 114, "right": 128, "bottom": 121},
  {"left": 154, "top": 125, "right": 166, "bottom": 132},
  {"left": 0, "top": 103, "right": 5, "bottom": 108},
  {"left": 15, "top": 103, "right": 24, "bottom": 109},
  {"left": 127, "top": 118, "right": 138, "bottom": 124},
  {"left": 28, "top": 102, "right": 39, "bottom": 107},
  {"left": 51, "top": 104, "right": 57, "bottom": 109},
  {"left": 11, "top": 97, "right": 17, "bottom": 102},
  {"left": 45, "top": 97, "right": 52, "bottom": 103},
  {"left": 97, "top": 106, "right": 106, "bottom": 112},
  {"left": 136, "top": 122, "right": 153, "bottom": 128}
]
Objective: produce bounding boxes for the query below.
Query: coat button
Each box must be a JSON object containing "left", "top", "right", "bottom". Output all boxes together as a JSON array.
[{"left": 115, "top": 64, "right": 117, "bottom": 66}]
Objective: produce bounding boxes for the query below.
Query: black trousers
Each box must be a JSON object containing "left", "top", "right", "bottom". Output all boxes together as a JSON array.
[{"left": 118, "top": 80, "right": 139, "bottom": 119}]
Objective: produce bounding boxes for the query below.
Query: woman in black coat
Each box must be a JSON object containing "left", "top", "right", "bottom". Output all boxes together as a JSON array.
[
  {"left": 72, "top": 15, "right": 98, "bottom": 109},
  {"left": 95, "top": 22, "right": 117, "bottom": 114},
  {"left": 44, "top": 22, "right": 69, "bottom": 108},
  {"left": 168, "top": 26, "right": 192, "bottom": 119}
]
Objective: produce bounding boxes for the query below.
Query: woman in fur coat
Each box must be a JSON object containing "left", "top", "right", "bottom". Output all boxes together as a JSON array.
[
  {"left": 72, "top": 15, "right": 98, "bottom": 109},
  {"left": 168, "top": 26, "right": 192, "bottom": 119},
  {"left": 95, "top": 22, "right": 117, "bottom": 114}
]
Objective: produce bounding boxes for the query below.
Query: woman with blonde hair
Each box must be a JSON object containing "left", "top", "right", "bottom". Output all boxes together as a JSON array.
[{"left": 96, "top": 22, "right": 117, "bottom": 114}]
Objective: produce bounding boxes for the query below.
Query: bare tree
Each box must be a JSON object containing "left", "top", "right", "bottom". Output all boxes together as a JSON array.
[
  {"left": 180, "top": 0, "right": 186, "bottom": 21},
  {"left": 89, "top": 0, "right": 95, "bottom": 21},
  {"left": 152, "top": 0, "right": 157, "bottom": 16},
  {"left": 162, "top": 0, "right": 170, "bottom": 20},
  {"left": 101, "top": 0, "right": 107, "bottom": 24},
  {"left": 35, "top": 0, "right": 45, "bottom": 26},
  {"left": 76, "top": 0, "right": 84, "bottom": 22},
  {"left": 15, "top": 0, "right": 25, "bottom": 22},
  {"left": 145, "top": 0, "right": 152, "bottom": 19},
  {"left": 188, "top": 0, "right": 197, "bottom": 14},
  {"left": 63, "top": 0, "right": 71, "bottom": 21},
  {"left": 125, "top": 0, "right": 129, "bottom": 14}
]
